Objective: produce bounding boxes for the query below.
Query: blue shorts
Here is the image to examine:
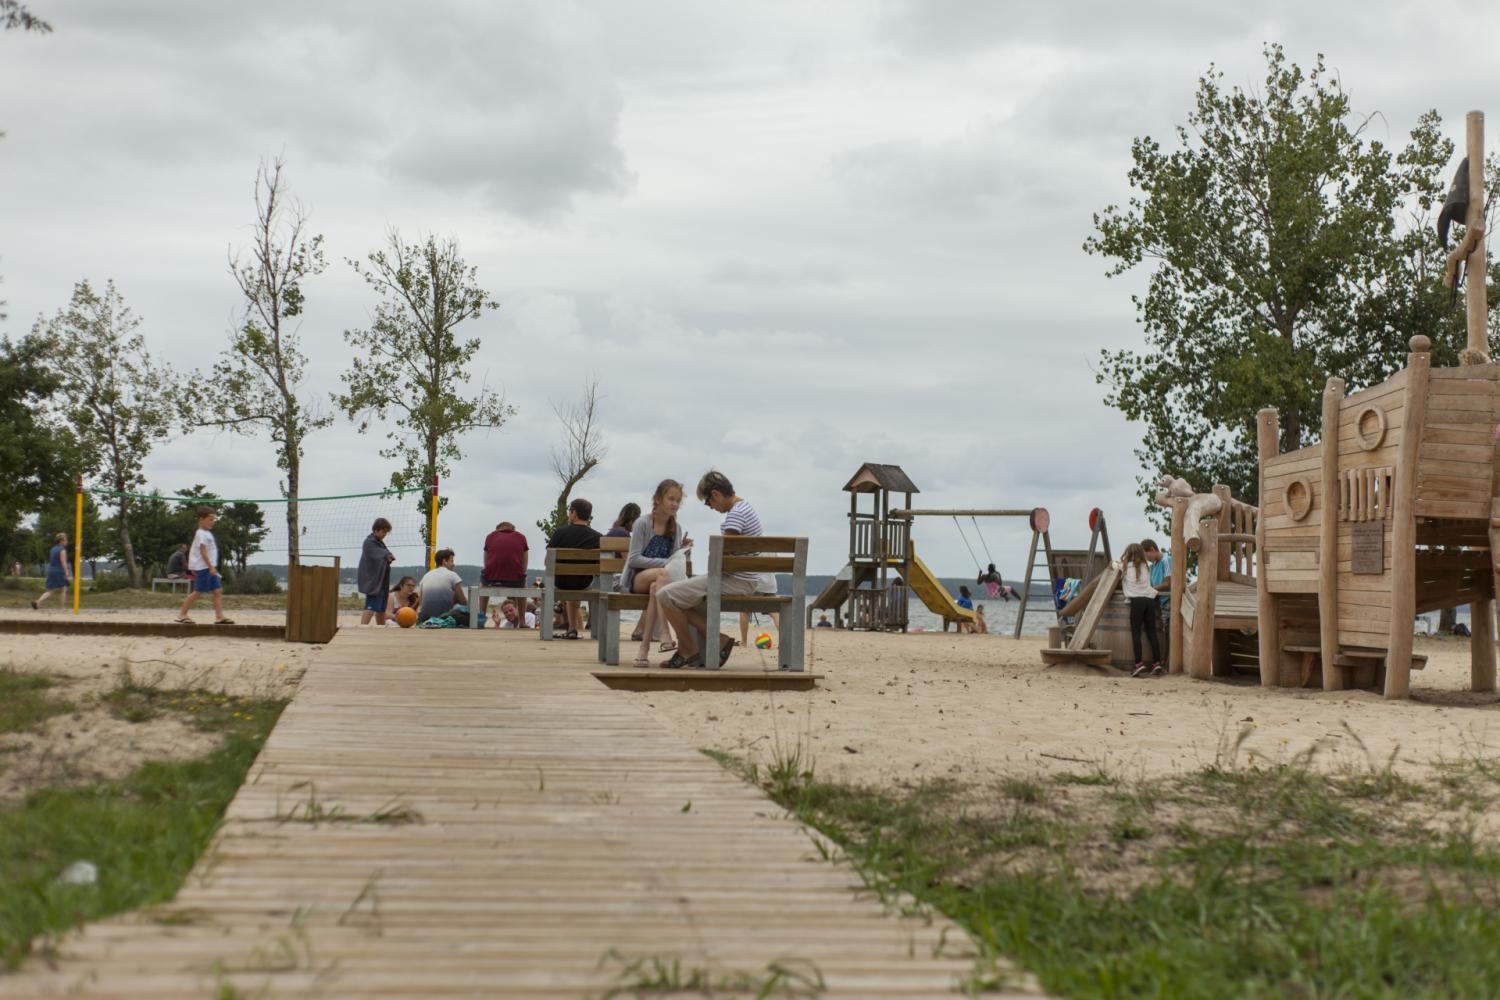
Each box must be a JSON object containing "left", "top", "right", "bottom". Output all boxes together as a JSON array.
[
  {"left": 193, "top": 568, "right": 222, "bottom": 593},
  {"left": 364, "top": 593, "right": 387, "bottom": 613}
]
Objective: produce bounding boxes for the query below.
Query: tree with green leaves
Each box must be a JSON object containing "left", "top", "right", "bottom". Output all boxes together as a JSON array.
[
  {"left": 0, "top": 334, "right": 75, "bottom": 565},
  {"left": 105, "top": 489, "right": 179, "bottom": 576},
  {"left": 338, "top": 231, "right": 513, "bottom": 562},
  {"left": 1087, "top": 45, "right": 1499, "bottom": 508},
  {"left": 194, "top": 158, "right": 329, "bottom": 566},
  {"left": 218, "top": 501, "right": 268, "bottom": 573},
  {"left": 37, "top": 279, "right": 178, "bottom": 584}
]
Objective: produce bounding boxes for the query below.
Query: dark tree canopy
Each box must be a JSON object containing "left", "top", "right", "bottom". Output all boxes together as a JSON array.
[
  {"left": 1087, "top": 45, "right": 1499, "bottom": 508},
  {"left": 0, "top": 335, "right": 76, "bottom": 562}
]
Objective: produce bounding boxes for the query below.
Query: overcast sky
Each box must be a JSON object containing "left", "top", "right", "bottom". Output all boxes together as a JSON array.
[{"left": 2, "top": 1, "right": 1494, "bottom": 576}]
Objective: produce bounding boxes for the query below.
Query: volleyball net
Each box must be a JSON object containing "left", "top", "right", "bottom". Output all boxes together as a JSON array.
[{"left": 82, "top": 484, "right": 434, "bottom": 582}]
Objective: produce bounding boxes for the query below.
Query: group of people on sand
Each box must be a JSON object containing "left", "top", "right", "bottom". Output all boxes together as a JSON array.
[{"left": 354, "top": 470, "right": 774, "bottom": 670}]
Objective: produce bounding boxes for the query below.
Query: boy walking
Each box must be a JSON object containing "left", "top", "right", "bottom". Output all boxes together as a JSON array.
[
  {"left": 359, "top": 517, "right": 396, "bottom": 625},
  {"left": 176, "top": 507, "right": 233, "bottom": 625}
]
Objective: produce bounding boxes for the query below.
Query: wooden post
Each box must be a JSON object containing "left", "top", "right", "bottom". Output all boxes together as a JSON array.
[
  {"left": 1319, "top": 377, "right": 1345, "bottom": 691},
  {"left": 1256, "top": 408, "right": 1281, "bottom": 687},
  {"left": 1484, "top": 499, "right": 1500, "bottom": 694},
  {"left": 1214, "top": 485, "right": 1231, "bottom": 579},
  {"left": 1386, "top": 336, "right": 1431, "bottom": 699},
  {"left": 1013, "top": 528, "right": 1040, "bottom": 640},
  {"left": 1190, "top": 520, "right": 1218, "bottom": 679},
  {"left": 1465, "top": 111, "right": 1488, "bottom": 360},
  {"left": 1168, "top": 496, "right": 1188, "bottom": 674}
]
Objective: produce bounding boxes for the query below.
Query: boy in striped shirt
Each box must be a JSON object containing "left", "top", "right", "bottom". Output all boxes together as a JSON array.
[{"left": 656, "top": 470, "right": 763, "bottom": 669}]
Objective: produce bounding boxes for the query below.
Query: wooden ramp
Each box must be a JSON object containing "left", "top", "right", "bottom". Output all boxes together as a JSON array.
[{"left": 4, "top": 629, "right": 1032, "bottom": 998}]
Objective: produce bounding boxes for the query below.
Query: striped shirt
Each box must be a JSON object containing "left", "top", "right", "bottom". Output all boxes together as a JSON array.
[{"left": 721, "top": 499, "right": 763, "bottom": 582}]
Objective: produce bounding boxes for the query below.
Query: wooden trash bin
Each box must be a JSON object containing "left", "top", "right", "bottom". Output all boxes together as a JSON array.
[{"left": 286, "top": 558, "right": 341, "bottom": 644}]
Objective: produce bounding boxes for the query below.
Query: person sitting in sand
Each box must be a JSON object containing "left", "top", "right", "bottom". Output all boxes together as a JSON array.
[
  {"left": 498, "top": 598, "right": 536, "bottom": 629},
  {"left": 816, "top": 614, "right": 833, "bottom": 628},
  {"left": 621, "top": 480, "right": 689, "bottom": 666},
  {"left": 417, "top": 549, "right": 466, "bottom": 622},
  {"left": 654, "top": 470, "right": 763, "bottom": 670},
  {"left": 955, "top": 585, "right": 975, "bottom": 633},
  {"left": 385, "top": 575, "right": 418, "bottom": 620}
]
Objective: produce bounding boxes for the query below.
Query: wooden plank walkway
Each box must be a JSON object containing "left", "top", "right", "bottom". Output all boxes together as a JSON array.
[{"left": 4, "top": 628, "right": 1035, "bottom": 998}]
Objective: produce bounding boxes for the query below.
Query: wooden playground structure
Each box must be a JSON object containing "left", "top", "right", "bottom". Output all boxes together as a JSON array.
[{"left": 1053, "top": 112, "right": 1496, "bottom": 699}]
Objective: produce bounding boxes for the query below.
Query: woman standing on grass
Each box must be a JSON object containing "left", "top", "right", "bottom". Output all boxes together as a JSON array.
[
  {"left": 1120, "top": 542, "right": 1164, "bottom": 678},
  {"left": 31, "top": 533, "right": 70, "bottom": 610}
]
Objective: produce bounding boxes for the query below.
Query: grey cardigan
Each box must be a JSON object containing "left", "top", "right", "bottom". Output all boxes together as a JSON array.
[{"left": 617, "top": 515, "right": 687, "bottom": 593}]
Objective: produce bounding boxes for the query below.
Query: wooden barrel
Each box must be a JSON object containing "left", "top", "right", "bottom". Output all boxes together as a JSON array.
[{"left": 1093, "top": 594, "right": 1168, "bottom": 668}]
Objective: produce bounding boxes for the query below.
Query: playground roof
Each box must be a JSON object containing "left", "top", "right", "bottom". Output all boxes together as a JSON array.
[{"left": 843, "top": 463, "right": 920, "bottom": 494}]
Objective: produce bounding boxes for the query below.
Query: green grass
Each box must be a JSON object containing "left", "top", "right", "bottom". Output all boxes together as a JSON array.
[
  {"left": 0, "top": 690, "right": 286, "bottom": 969},
  {"left": 0, "top": 669, "right": 73, "bottom": 736},
  {"left": 727, "top": 743, "right": 1500, "bottom": 999}
]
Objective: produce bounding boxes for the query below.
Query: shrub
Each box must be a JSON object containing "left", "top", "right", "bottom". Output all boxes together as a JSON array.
[
  {"left": 0, "top": 577, "right": 22, "bottom": 591},
  {"left": 223, "top": 569, "right": 280, "bottom": 595},
  {"left": 89, "top": 572, "right": 133, "bottom": 593}
]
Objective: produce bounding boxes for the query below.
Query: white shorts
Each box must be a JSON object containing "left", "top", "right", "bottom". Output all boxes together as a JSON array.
[{"left": 656, "top": 574, "right": 760, "bottom": 611}]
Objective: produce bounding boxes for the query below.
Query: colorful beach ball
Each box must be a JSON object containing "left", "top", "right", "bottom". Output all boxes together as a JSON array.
[{"left": 754, "top": 632, "right": 773, "bottom": 650}]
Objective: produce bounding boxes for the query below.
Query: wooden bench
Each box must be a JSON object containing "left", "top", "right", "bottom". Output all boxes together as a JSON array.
[
  {"left": 701, "top": 535, "right": 809, "bottom": 672},
  {"left": 596, "top": 554, "right": 694, "bottom": 667},
  {"left": 540, "top": 537, "right": 627, "bottom": 641},
  {"left": 1283, "top": 644, "right": 1428, "bottom": 688},
  {"left": 150, "top": 577, "right": 193, "bottom": 593}
]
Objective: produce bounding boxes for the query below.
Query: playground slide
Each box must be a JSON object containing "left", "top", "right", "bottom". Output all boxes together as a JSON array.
[
  {"left": 905, "top": 552, "right": 975, "bottom": 624},
  {"left": 811, "top": 563, "right": 874, "bottom": 611}
]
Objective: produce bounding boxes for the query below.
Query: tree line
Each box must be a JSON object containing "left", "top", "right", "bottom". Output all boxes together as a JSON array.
[{"left": 0, "top": 159, "right": 513, "bottom": 585}]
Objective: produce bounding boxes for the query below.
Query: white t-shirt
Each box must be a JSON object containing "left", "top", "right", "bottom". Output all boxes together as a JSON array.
[
  {"left": 418, "top": 566, "right": 463, "bottom": 618},
  {"left": 502, "top": 611, "right": 537, "bottom": 629},
  {"left": 188, "top": 528, "right": 218, "bottom": 572},
  {"left": 1121, "top": 561, "right": 1156, "bottom": 599}
]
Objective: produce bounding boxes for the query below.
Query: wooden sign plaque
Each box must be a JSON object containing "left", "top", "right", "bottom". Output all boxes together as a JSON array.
[{"left": 1351, "top": 521, "right": 1384, "bottom": 575}]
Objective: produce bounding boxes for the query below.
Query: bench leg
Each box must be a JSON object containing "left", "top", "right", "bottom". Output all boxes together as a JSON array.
[{"left": 540, "top": 584, "right": 554, "bottom": 640}]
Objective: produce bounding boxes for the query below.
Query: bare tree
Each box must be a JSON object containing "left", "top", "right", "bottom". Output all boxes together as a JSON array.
[
  {"left": 195, "top": 158, "right": 329, "bottom": 566},
  {"left": 538, "top": 378, "right": 606, "bottom": 537}
]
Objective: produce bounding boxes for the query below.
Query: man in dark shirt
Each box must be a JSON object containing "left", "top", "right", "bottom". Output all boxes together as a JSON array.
[
  {"left": 165, "top": 544, "right": 191, "bottom": 579},
  {"left": 547, "top": 498, "right": 600, "bottom": 638}
]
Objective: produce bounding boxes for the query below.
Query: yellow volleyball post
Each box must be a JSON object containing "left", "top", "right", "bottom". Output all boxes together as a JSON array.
[
  {"left": 72, "top": 476, "right": 83, "bottom": 614},
  {"left": 428, "top": 474, "right": 440, "bottom": 570}
]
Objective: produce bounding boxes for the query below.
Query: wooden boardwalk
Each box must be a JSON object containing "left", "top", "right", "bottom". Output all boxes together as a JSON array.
[{"left": 5, "top": 628, "right": 1034, "bottom": 998}]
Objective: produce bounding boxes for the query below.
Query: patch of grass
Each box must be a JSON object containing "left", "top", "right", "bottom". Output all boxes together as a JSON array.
[
  {"left": 713, "top": 749, "right": 1500, "bottom": 999},
  {"left": 596, "top": 949, "right": 825, "bottom": 998},
  {"left": 0, "top": 669, "right": 73, "bottom": 735},
  {"left": 1052, "top": 768, "right": 1113, "bottom": 787},
  {"left": 999, "top": 777, "right": 1045, "bottom": 804},
  {"left": 102, "top": 685, "right": 283, "bottom": 734},
  {"left": 0, "top": 694, "right": 287, "bottom": 969}
]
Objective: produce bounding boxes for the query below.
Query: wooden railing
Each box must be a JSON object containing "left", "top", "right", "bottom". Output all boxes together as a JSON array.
[
  {"left": 1158, "top": 483, "right": 1259, "bottom": 678},
  {"left": 850, "top": 515, "right": 877, "bottom": 562}
]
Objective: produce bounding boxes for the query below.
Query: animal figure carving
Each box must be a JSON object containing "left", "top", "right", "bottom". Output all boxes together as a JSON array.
[{"left": 1155, "top": 475, "right": 1222, "bottom": 551}]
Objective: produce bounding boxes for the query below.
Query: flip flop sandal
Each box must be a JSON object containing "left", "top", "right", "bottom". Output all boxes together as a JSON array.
[
  {"left": 658, "top": 641, "right": 677, "bottom": 652},
  {"left": 215, "top": 619, "right": 236, "bottom": 625},
  {"left": 174, "top": 617, "right": 195, "bottom": 625},
  {"left": 30, "top": 600, "right": 39, "bottom": 610},
  {"left": 632, "top": 656, "right": 651, "bottom": 668},
  {"left": 564, "top": 630, "right": 579, "bottom": 640}
]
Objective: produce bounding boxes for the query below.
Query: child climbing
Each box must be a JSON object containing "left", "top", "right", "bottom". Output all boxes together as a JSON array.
[{"left": 1120, "top": 542, "right": 1163, "bottom": 677}]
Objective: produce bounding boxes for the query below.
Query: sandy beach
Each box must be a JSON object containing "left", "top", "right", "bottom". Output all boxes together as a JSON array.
[{"left": 622, "top": 628, "right": 1500, "bottom": 787}]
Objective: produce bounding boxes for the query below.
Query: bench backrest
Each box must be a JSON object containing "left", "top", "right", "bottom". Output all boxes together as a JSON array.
[
  {"left": 706, "top": 535, "right": 808, "bottom": 581},
  {"left": 544, "top": 536, "right": 628, "bottom": 588}
]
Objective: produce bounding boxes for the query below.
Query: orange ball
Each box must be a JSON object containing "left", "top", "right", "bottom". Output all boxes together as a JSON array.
[{"left": 396, "top": 606, "right": 418, "bottom": 629}]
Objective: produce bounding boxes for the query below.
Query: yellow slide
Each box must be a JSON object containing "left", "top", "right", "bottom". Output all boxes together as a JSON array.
[{"left": 905, "top": 548, "right": 975, "bottom": 625}]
